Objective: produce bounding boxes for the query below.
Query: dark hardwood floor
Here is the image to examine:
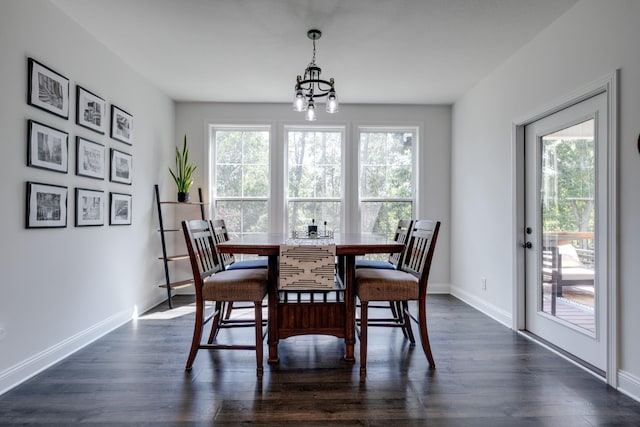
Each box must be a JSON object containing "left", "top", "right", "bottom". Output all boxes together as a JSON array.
[{"left": 2, "top": 295, "right": 639, "bottom": 426}]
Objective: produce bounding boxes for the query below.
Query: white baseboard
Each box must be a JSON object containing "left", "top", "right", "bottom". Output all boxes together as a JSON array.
[
  {"left": 136, "top": 292, "right": 172, "bottom": 318},
  {"left": 0, "top": 308, "right": 131, "bottom": 396},
  {"left": 427, "top": 282, "right": 450, "bottom": 294},
  {"left": 618, "top": 370, "right": 640, "bottom": 403},
  {"left": 449, "top": 285, "right": 512, "bottom": 328}
]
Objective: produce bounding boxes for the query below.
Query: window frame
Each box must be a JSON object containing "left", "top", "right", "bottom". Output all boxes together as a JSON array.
[{"left": 207, "top": 123, "right": 419, "bottom": 237}]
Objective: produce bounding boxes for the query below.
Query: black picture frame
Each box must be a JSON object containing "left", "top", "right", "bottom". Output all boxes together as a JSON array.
[
  {"left": 27, "top": 120, "right": 68, "bottom": 173},
  {"left": 76, "top": 86, "right": 106, "bottom": 134},
  {"left": 26, "top": 181, "right": 68, "bottom": 228},
  {"left": 75, "top": 188, "right": 105, "bottom": 227},
  {"left": 109, "top": 192, "right": 132, "bottom": 225},
  {"left": 110, "top": 148, "right": 132, "bottom": 185},
  {"left": 27, "top": 58, "right": 69, "bottom": 119},
  {"left": 110, "top": 105, "right": 133, "bottom": 145},
  {"left": 76, "top": 136, "right": 105, "bottom": 180}
]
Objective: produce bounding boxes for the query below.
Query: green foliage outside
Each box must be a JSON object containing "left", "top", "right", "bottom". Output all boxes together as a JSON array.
[
  {"left": 287, "top": 130, "right": 342, "bottom": 231},
  {"left": 360, "top": 131, "right": 413, "bottom": 239},
  {"left": 214, "top": 130, "right": 270, "bottom": 236},
  {"left": 542, "top": 136, "right": 595, "bottom": 249}
]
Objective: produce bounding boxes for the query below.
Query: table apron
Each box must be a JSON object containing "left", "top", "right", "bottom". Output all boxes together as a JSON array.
[{"left": 277, "top": 301, "right": 346, "bottom": 339}]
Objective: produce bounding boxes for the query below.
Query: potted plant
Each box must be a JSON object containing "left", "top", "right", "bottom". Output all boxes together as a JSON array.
[{"left": 169, "top": 134, "right": 196, "bottom": 202}]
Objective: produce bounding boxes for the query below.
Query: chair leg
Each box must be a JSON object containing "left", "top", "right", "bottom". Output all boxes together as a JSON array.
[
  {"left": 207, "top": 301, "right": 223, "bottom": 344},
  {"left": 254, "top": 301, "right": 264, "bottom": 378},
  {"left": 359, "top": 301, "right": 369, "bottom": 377},
  {"left": 223, "top": 301, "right": 234, "bottom": 320},
  {"left": 417, "top": 296, "right": 435, "bottom": 369},
  {"left": 389, "top": 301, "right": 399, "bottom": 321},
  {"left": 392, "top": 301, "right": 411, "bottom": 340},
  {"left": 186, "top": 299, "right": 205, "bottom": 370},
  {"left": 401, "top": 301, "right": 416, "bottom": 345}
]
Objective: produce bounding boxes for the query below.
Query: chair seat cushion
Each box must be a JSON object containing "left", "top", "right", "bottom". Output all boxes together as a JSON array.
[
  {"left": 226, "top": 258, "right": 268, "bottom": 270},
  {"left": 355, "top": 259, "right": 395, "bottom": 270},
  {"left": 560, "top": 267, "right": 594, "bottom": 281},
  {"left": 355, "top": 268, "right": 418, "bottom": 301},
  {"left": 542, "top": 267, "right": 594, "bottom": 282},
  {"left": 202, "top": 269, "right": 268, "bottom": 302}
]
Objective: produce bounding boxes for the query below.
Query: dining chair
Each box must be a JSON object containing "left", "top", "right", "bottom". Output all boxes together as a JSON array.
[
  {"left": 182, "top": 219, "right": 268, "bottom": 377},
  {"left": 355, "top": 219, "right": 413, "bottom": 270},
  {"left": 355, "top": 219, "right": 440, "bottom": 376},
  {"left": 355, "top": 219, "right": 414, "bottom": 337},
  {"left": 211, "top": 218, "right": 268, "bottom": 320},
  {"left": 211, "top": 219, "right": 268, "bottom": 270}
]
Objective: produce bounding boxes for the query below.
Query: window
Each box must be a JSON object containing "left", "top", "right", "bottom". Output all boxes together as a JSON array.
[
  {"left": 209, "top": 124, "right": 416, "bottom": 238},
  {"left": 359, "top": 128, "right": 415, "bottom": 238},
  {"left": 211, "top": 126, "right": 270, "bottom": 237},
  {"left": 286, "top": 127, "right": 343, "bottom": 233}
]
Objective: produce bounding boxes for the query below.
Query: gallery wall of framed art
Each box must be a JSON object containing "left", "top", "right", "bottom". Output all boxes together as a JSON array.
[{"left": 25, "top": 56, "right": 134, "bottom": 228}]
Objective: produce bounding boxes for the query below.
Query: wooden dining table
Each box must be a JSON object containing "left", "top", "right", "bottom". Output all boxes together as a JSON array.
[{"left": 216, "top": 233, "right": 404, "bottom": 363}]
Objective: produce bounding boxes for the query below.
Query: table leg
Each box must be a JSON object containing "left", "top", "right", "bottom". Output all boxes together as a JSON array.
[
  {"left": 267, "top": 254, "right": 279, "bottom": 363},
  {"left": 344, "top": 254, "right": 356, "bottom": 362}
]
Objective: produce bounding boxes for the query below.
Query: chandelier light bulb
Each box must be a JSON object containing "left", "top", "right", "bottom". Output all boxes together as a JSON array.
[
  {"left": 326, "top": 90, "right": 338, "bottom": 114},
  {"left": 293, "top": 89, "right": 307, "bottom": 112},
  {"left": 306, "top": 99, "right": 317, "bottom": 121}
]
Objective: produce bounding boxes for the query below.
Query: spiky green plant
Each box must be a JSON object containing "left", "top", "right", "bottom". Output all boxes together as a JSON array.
[{"left": 169, "top": 134, "right": 196, "bottom": 193}]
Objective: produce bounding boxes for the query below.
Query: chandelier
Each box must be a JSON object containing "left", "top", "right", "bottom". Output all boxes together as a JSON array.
[{"left": 293, "top": 29, "right": 338, "bottom": 121}]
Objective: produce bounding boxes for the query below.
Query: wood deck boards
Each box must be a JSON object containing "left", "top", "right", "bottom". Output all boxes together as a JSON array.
[
  {"left": 0, "top": 295, "right": 638, "bottom": 426},
  {"left": 543, "top": 294, "right": 596, "bottom": 332}
]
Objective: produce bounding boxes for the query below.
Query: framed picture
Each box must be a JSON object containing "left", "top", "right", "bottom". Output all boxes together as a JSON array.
[
  {"left": 110, "top": 148, "right": 132, "bottom": 185},
  {"left": 76, "top": 137, "right": 105, "bottom": 179},
  {"left": 110, "top": 192, "right": 132, "bottom": 225},
  {"left": 26, "top": 181, "right": 67, "bottom": 228},
  {"left": 75, "top": 188, "right": 105, "bottom": 227},
  {"left": 27, "top": 58, "right": 69, "bottom": 119},
  {"left": 110, "top": 105, "right": 133, "bottom": 145},
  {"left": 76, "top": 86, "right": 106, "bottom": 134},
  {"left": 27, "top": 120, "right": 68, "bottom": 173}
]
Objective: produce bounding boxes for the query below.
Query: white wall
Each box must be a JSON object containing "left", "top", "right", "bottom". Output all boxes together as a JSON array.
[
  {"left": 175, "top": 102, "right": 452, "bottom": 290},
  {"left": 0, "top": 1, "right": 175, "bottom": 394},
  {"left": 452, "top": 0, "right": 640, "bottom": 399}
]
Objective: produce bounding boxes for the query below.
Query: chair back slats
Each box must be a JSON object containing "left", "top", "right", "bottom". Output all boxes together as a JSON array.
[
  {"left": 388, "top": 219, "right": 413, "bottom": 267},
  {"left": 211, "top": 219, "right": 236, "bottom": 268},
  {"left": 400, "top": 220, "right": 440, "bottom": 291},
  {"left": 182, "top": 220, "right": 224, "bottom": 285}
]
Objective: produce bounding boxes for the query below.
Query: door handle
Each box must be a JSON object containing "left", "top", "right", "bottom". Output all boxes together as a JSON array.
[{"left": 522, "top": 241, "right": 532, "bottom": 249}]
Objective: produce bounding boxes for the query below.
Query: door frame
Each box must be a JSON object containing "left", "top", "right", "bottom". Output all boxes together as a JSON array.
[{"left": 512, "top": 71, "right": 618, "bottom": 386}]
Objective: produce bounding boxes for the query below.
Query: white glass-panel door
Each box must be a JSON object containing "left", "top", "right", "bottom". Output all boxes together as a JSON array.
[{"left": 524, "top": 92, "right": 607, "bottom": 370}]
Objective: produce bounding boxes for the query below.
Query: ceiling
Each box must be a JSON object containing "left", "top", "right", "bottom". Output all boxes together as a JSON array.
[{"left": 51, "top": 0, "right": 579, "bottom": 105}]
